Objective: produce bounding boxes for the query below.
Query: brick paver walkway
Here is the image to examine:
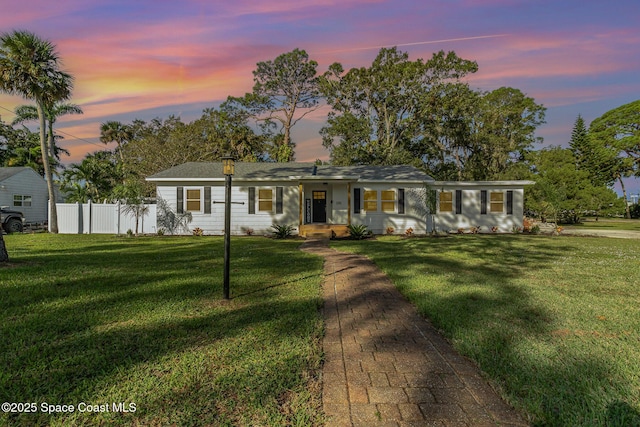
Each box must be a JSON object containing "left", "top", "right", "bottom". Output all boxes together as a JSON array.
[{"left": 301, "top": 239, "right": 528, "bottom": 427}]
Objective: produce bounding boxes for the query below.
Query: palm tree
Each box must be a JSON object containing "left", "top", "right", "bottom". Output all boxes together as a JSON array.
[
  {"left": 0, "top": 30, "right": 74, "bottom": 233},
  {"left": 12, "top": 102, "right": 82, "bottom": 161}
]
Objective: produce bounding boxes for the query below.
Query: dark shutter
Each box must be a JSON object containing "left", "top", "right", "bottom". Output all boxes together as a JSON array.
[
  {"left": 506, "top": 190, "right": 513, "bottom": 215},
  {"left": 354, "top": 188, "right": 361, "bottom": 214},
  {"left": 276, "top": 187, "right": 283, "bottom": 214},
  {"left": 177, "top": 187, "right": 184, "bottom": 214},
  {"left": 455, "top": 190, "right": 462, "bottom": 214},
  {"left": 248, "top": 187, "right": 255, "bottom": 214},
  {"left": 204, "top": 187, "right": 211, "bottom": 214},
  {"left": 480, "top": 190, "right": 487, "bottom": 215},
  {"left": 398, "top": 188, "right": 405, "bottom": 214}
]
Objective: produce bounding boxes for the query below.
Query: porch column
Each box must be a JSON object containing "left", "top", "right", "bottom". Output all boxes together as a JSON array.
[
  {"left": 347, "top": 182, "right": 351, "bottom": 225},
  {"left": 298, "top": 183, "right": 303, "bottom": 228}
]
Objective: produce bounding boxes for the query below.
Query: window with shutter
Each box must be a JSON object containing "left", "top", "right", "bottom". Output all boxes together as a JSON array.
[
  {"left": 259, "top": 189, "right": 273, "bottom": 211},
  {"left": 439, "top": 191, "right": 453, "bottom": 213},
  {"left": 490, "top": 192, "right": 504, "bottom": 213},
  {"left": 381, "top": 190, "right": 395, "bottom": 212}
]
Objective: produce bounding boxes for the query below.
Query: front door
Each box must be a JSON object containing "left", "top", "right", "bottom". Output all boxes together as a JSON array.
[{"left": 312, "top": 191, "right": 327, "bottom": 223}]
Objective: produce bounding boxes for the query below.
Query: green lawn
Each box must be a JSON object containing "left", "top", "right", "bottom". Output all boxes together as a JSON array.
[
  {"left": 565, "top": 218, "right": 640, "bottom": 231},
  {"left": 1, "top": 234, "right": 324, "bottom": 426},
  {"left": 332, "top": 235, "right": 640, "bottom": 427}
]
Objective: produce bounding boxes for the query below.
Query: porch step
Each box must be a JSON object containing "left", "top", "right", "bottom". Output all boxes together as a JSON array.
[{"left": 300, "top": 224, "right": 349, "bottom": 238}]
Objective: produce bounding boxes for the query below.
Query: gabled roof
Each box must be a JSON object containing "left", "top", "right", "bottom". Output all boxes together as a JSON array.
[
  {"left": 0, "top": 167, "right": 42, "bottom": 182},
  {"left": 147, "top": 162, "right": 433, "bottom": 183}
]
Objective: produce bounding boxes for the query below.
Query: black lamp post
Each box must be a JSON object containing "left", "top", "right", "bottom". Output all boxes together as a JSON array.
[{"left": 222, "top": 154, "right": 235, "bottom": 299}]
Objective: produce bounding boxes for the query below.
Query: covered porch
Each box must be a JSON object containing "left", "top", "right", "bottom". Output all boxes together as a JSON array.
[{"left": 296, "top": 175, "right": 357, "bottom": 238}]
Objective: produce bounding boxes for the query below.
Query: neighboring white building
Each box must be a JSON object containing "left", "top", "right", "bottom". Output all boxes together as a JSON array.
[
  {"left": 146, "top": 162, "right": 533, "bottom": 236},
  {"left": 0, "top": 167, "right": 49, "bottom": 223}
]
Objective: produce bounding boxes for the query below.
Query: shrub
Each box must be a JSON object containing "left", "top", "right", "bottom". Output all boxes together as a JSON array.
[
  {"left": 192, "top": 227, "right": 204, "bottom": 236},
  {"left": 244, "top": 228, "right": 254, "bottom": 236},
  {"left": 491, "top": 226, "right": 499, "bottom": 233},
  {"left": 530, "top": 225, "right": 541, "bottom": 235},
  {"left": 523, "top": 218, "right": 533, "bottom": 233},
  {"left": 157, "top": 228, "right": 165, "bottom": 236},
  {"left": 386, "top": 226, "right": 395, "bottom": 235},
  {"left": 457, "top": 228, "right": 465, "bottom": 234},
  {"left": 126, "top": 229, "right": 134, "bottom": 238},
  {"left": 405, "top": 227, "right": 414, "bottom": 237},
  {"left": 512, "top": 225, "right": 523, "bottom": 233},
  {"left": 271, "top": 224, "right": 295, "bottom": 239},
  {"left": 470, "top": 226, "right": 480, "bottom": 234},
  {"left": 347, "top": 224, "right": 372, "bottom": 240},
  {"left": 157, "top": 197, "right": 193, "bottom": 235}
]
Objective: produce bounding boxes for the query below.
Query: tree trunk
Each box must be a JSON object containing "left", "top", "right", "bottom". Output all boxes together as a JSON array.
[
  {"left": 37, "top": 101, "right": 58, "bottom": 233},
  {"left": 618, "top": 175, "right": 631, "bottom": 219},
  {"left": 0, "top": 232, "right": 9, "bottom": 262}
]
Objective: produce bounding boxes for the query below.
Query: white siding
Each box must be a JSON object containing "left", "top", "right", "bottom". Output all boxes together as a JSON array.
[
  {"left": 351, "top": 183, "right": 427, "bottom": 235},
  {"left": 157, "top": 182, "right": 299, "bottom": 235},
  {"left": 0, "top": 169, "right": 48, "bottom": 222},
  {"left": 433, "top": 186, "right": 525, "bottom": 232}
]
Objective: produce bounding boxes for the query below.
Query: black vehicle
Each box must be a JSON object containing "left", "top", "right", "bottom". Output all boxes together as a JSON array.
[{"left": 1, "top": 206, "right": 26, "bottom": 233}]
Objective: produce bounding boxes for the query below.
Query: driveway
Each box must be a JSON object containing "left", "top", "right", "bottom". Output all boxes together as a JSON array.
[{"left": 561, "top": 228, "right": 640, "bottom": 239}]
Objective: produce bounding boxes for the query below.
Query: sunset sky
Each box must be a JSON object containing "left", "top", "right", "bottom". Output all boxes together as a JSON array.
[{"left": 1, "top": 0, "right": 639, "bottom": 195}]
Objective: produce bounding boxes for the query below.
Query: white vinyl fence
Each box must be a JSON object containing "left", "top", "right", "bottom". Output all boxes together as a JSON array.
[{"left": 52, "top": 201, "right": 157, "bottom": 234}]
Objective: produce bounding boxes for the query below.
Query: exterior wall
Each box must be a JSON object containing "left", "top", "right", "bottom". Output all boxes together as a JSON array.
[
  {"left": 433, "top": 186, "right": 525, "bottom": 232},
  {"left": 351, "top": 184, "right": 427, "bottom": 235},
  {"left": 153, "top": 180, "right": 526, "bottom": 236},
  {"left": 156, "top": 181, "right": 299, "bottom": 235},
  {"left": 0, "top": 169, "right": 48, "bottom": 223}
]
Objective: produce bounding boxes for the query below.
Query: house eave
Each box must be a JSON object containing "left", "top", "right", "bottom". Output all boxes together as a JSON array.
[{"left": 430, "top": 180, "right": 535, "bottom": 187}]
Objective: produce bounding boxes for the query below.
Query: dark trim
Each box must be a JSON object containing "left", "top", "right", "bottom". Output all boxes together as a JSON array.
[
  {"left": 506, "top": 190, "right": 513, "bottom": 215},
  {"left": 276, "top": 187, "right": 283, "bottom": 214},
  {"left": 177, "top": 187, "right": 184, "bottom": 214},
  {"left": 455, "top": 189, "right": 462, "bottom": 214},
  {"left": 398, "top": 188, "right": 405, "bottom": 214},
  {"left": 204, "top": 187, "right": 211, "bottom": 214},
  {"left": 354, "top": 188, "right": 361, "bottom": 214},
  {"left": 248, "top": 187, "right": 255, "bottom": 214},
  {"left": 480, "top": 190, "right": 487, "bottom": 215}
]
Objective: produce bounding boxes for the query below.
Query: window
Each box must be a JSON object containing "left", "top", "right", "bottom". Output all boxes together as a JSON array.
[
  {"left": 381, "top": 190, "right": 396, "bottom": 212},
  {"left": 259, "top": 189, "right": 273, "bottom": 211},
  {"left": 439, "top": 191, "right": 453, "bottom": 213},
  {"left": 490, "top": 192, "right": 504, "bottom": 213},
  {"left": 455, "top": 190, "right": 462, "bottom": 214},
  {"left": 13, "top": 195, "right": 32, "bottom": 207},
  {"left": 186, "top": 189, "right": 201, "bottom": 212},
  {"left": 364, "top": 190, "right": 377, "bottom": 211}
]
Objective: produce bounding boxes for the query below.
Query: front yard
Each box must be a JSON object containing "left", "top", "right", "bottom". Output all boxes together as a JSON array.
[
  {"left": 332, "top": 235, "right": 640, "bottom": 426},
  {"left": 1, "top": 234, "right": 325, "bottom": 426},
  {"left": 2, "top": 233, "right": 639, "bottom": 426}
]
